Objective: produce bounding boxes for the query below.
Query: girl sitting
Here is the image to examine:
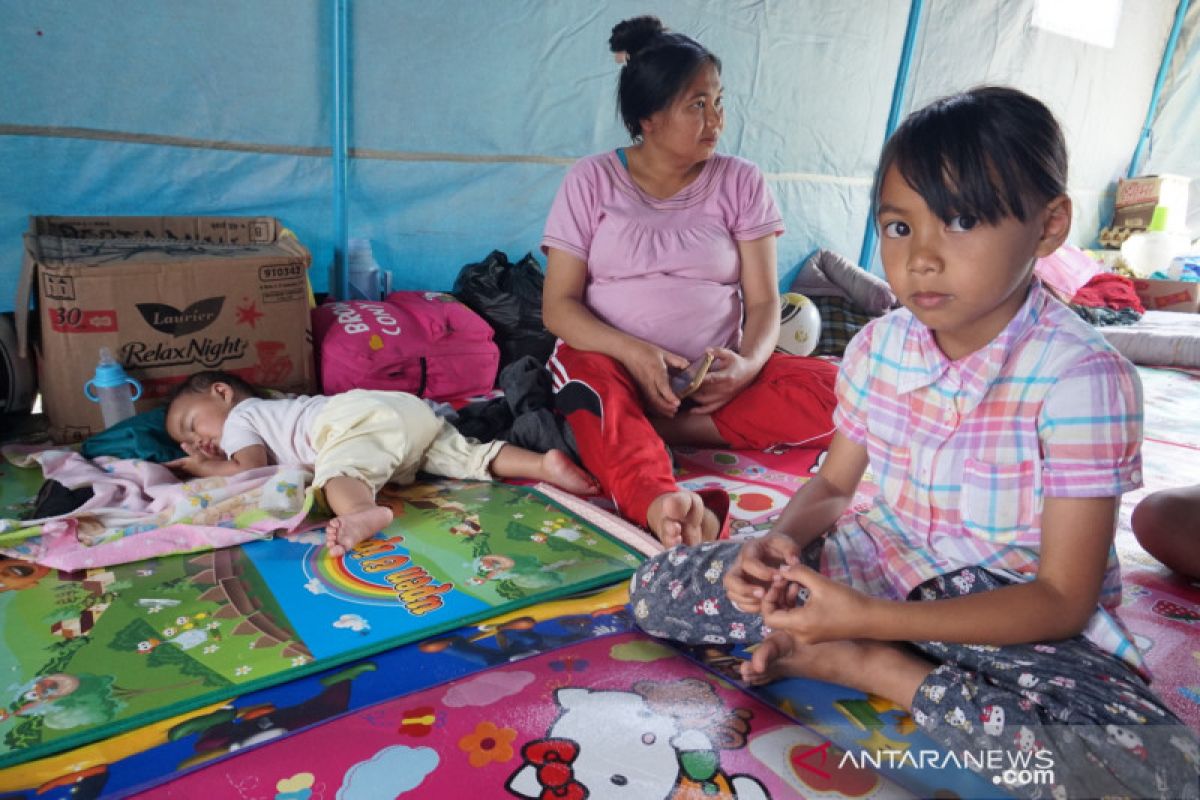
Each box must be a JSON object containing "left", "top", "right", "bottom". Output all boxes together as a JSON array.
[{"left": 629, "top": 86, "right": 1198, "bottom": 797}]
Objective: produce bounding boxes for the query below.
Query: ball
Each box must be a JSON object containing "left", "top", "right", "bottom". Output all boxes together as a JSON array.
[{"left": 776, "top": 292, "right": 821, "bottom": 357}]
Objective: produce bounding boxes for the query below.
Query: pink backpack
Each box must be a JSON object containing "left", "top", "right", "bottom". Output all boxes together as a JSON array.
[{"left": 313, "top": 291, "right": 500, "bottom": 401}]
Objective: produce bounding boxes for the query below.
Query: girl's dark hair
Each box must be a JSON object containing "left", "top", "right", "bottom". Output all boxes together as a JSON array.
[
  {"left": 168, "top": 370, "right": 260, "bottom": 404},
  {"left": 873, "top": 86, "right": 1068, "bottom": 224},
  {"left": 609, "top": 16, "right": 721, "bottom": 140}
]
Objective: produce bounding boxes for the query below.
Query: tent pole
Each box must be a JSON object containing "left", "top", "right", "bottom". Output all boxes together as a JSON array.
[
  {"left": 1127, "top": 0, "right": 1190, "bottom": 177},
  {"left": 859, "top": 0, "right": 924, "bottom": 271},
  {"left": 332, "top": 0, "right": 350, "bottom": 299}
]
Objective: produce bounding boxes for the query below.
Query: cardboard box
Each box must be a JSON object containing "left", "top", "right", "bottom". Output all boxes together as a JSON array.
[
  {"left": 1110, "top": 174, "right": 1191, "bottom": 232},
  {"left": 16, "top": 216, "right": 316, "bottom": 442},
  {"left": 1132, "top": 278, "right": 1200, "bottom": 314}
]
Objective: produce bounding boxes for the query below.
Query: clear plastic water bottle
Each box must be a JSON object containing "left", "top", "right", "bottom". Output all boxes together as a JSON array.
[
  {"left": 347, "top": 238, "right": 385, "bottom": 299},
  {"left": 84, "top": 347, "right": 143, "bottom": 428}
]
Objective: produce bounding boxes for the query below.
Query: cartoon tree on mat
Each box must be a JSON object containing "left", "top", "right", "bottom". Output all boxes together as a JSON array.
[
  {"left": 150, "top": 642, "right": 231, "bottom": 690},
  {"left": 41, "top": 637, "right": 88, "bottom": 673},
  {"left": 493, "top": 580, "right": 525, "bottom": 601},
  {"left": 5, "top": 716, "right": 43, "bottom": 751},
  {"left": 108, "top": 619, "right": 231, "bottom": 689},
  {"left": 44, "top": 605, "right": 84, "bottom": 626},
  {"left": 471, "top": 538, "right": 493, "bottom": 559},
  {"left": 506, "top": 520, "right": 540, "bottom": 543},
  {"left": 502, "top": 490, "right": 528, "bottom": 508},
  {"left": 109, "top": 617, "right": 168, "bottom": 654},
  {"left": 147, "top": 644, "right": 232, "bottom": 688},
  {"left": 156, "top": 575, "right": 192, "bottom": 595}
]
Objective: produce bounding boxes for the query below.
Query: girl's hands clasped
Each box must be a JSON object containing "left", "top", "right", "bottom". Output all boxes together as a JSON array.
[
  {"left": 723, "top": 531, "right": 802, "bottom": 614},
  {"left": 760, "top": 563, "right": 875, "bottom": 644}
]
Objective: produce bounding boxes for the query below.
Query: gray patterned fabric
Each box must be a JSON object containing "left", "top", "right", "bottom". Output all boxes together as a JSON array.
[{"left": 630, "top": 544, "right": 1199, "bottom": 799}]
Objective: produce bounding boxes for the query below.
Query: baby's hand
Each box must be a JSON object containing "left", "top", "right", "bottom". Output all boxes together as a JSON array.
[
  {"left": 760, "top": 563, "right": 874, "bottom": 644},
  {"left": 190, "top": 440, "right": 225, "bottom": 460},
  {"left": 723, "top": 532, "right": 800, "bottom": 614},
  {"left": 165, "top": 455, "right": 203, "bottom": 478},
  {"left": 166, "top": 442, "right": 225, "bottom": 478}
]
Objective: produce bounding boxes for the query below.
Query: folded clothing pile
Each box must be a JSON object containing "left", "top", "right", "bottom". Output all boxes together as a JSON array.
[
  {"left": 449, "top": 356, "right": 578, "bottom": 461},
  {"left": 1068, "top": 273, "right": 1144, "bottom": 327}
]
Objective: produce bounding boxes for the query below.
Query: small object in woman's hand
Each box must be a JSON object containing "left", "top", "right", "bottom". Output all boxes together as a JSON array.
[{"left": 670, "top": 352, "right": 715, "bottom": 398}]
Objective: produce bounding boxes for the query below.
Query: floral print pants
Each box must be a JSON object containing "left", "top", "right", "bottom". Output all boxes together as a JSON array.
[{"left": 630, "top": 541, "right": 1199, "bottom": 799}]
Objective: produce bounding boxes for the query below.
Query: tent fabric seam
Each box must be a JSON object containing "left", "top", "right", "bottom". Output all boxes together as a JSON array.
[{"left": 0, "top": 124, "right": 876, "bottom": 182}]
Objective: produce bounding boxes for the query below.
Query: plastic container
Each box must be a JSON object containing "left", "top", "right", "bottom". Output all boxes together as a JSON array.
[
  {"left": 84, "top": 347, "right": 143, "bottom": 428},
  {"left": 1170, "top": 255, "right": 1200, "bottom": 282},
  {"left": 348, "top": 238, "right": 390, "bottom": 300},
  {"left": 1120, "top": 206, "right": 1190, "bottom": 278}
]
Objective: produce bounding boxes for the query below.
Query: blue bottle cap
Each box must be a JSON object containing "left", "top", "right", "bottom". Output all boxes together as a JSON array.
[
  {"left": 92, "top": 359, "right": 133, "bottom": 388},
  {"left": 85, "top": 347, "right": 143, "bottom": 402}
]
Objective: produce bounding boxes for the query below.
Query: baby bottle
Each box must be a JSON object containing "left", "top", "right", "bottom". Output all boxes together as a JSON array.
[{"left": 84, "top": 347, "right": 143, "bottom": 428}]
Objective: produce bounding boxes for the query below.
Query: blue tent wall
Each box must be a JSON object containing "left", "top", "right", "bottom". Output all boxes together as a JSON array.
[
  {"left": 1145, "top": 2, "right": 1200, "bottom": 230},
  {"left": 0, "top": 0, "right": 1196, "bottom": 313},
  {"left": 870, "top": 0, "right": 1184, "bottom": 269},
  {"left": 0, "top": 1, "right": 332, "bottom": 312},
  {"left": 342, "top": 1, "right": 907, "bottom": 292}
]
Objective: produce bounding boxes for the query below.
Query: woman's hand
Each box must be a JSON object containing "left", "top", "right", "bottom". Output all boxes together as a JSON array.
[
  {"left": 618, "top": 341, "right": 691, "bottom": 417},
  {"left": 723, "top": 531, "right": 801, "bottom": 614},
  {"left": 760, "top": 563, "right": 875, "bottom": 644},
  {"left": 687, "top": 346, "right": 759, "bottom": 415}
]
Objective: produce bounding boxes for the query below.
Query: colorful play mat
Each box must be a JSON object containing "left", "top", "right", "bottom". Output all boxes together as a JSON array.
[{"left": 0, "top": 364, "right": 1196, "bottom": 797}]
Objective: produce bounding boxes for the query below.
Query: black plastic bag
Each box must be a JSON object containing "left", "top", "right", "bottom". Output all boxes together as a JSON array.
[{"left": 452, "top": 250, "right": 557, "bottom": 366}]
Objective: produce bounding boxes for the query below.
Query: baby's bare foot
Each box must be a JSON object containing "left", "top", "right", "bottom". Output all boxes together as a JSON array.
[
  {"left": 541, "top": 449, "right": 599, "bottom": 496},
  {"left": 325, "top": 505, "right": 394, "bottom": 558}
]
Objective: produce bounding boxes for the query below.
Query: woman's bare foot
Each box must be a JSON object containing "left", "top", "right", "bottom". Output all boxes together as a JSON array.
[
  {"left": 647, "top": 490, "right": 720, "bottom": 547},
  {"left": 741, "top": 632, "right": 932, "bottom": 708},
  {"left": 539, "top": 449, "right": 600, "bottom": 496},
  {"left": 325, "top": 505, "right": 394, "bottom": 558}
]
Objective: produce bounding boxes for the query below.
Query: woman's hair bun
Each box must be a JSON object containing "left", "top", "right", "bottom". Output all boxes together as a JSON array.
[{"left": 609, "top": 16, "right": 666, "bottom": 58}]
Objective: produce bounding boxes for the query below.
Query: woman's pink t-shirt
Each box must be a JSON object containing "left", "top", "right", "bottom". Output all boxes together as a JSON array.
[{"left": 542, "top": 151, "right": 784, "bottom": 362}]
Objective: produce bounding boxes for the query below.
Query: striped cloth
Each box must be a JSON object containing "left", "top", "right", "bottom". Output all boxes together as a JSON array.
[
  {"left": 824, "top": 280, "right": 1148, "bottom": 673},
  {"left": 810, "top": 295, "right": 881, "bottom": 357}
]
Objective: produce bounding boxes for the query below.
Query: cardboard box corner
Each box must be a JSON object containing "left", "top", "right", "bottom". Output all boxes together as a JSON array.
[
  {"left": 26, "top": 215, "right": 316, "bottom": 443},
  {"left": 1132, "top": 278, "right": 1200, "bottom": 314}
]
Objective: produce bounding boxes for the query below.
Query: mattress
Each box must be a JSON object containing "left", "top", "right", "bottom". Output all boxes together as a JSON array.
[{"left": 1102, "top": 309, "right": 1200, "bottom": 367}]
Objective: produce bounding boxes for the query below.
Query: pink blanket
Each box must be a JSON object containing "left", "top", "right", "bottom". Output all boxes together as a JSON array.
[{"left": 0, "top": 446, "right": 313, "bottom": 570}]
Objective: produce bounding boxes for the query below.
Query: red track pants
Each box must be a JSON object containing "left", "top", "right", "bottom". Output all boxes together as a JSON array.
[{"left": 547, "top": 343, "right": 838, "bottom": 528}]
